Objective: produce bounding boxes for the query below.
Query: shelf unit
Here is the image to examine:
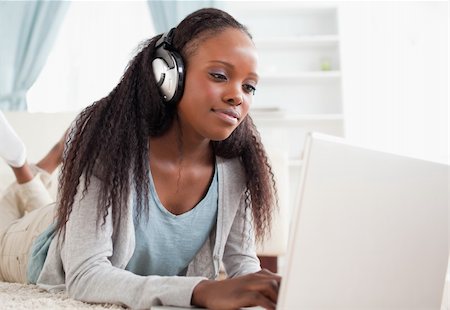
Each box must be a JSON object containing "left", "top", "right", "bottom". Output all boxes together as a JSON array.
[{"left": 221, "top": 2, "right": 344, "bottom": 211}]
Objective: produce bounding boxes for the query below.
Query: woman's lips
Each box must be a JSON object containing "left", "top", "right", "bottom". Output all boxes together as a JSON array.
[{"left": 212, "top": 108, "right": 240, "bottom": 125}]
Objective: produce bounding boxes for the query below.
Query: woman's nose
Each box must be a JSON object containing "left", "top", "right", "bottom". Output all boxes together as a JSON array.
[{"left": 223, "top": 86, "right": 244, "bottom": 106}]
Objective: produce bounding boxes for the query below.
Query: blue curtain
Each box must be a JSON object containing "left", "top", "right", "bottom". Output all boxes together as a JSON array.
[
  {"left": 147, "top": 0, "right": 214, "bottom": 34},
  {"left": 0, "top": 1, "right": 70, "bottom": 110}
]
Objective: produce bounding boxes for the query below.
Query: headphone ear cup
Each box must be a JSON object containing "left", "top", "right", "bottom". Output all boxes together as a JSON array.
[
  {"left": 152, "top": 57, "right": 176, "bottom": 102},
  {"left": 152, "top": 58, "right": 167, "bottom": 88},
  {"left": 152, "top": 29, "right": 185, "bottom": 105},
  {"left": 152, "top": 54, "right": 183, "bottom": 104}
]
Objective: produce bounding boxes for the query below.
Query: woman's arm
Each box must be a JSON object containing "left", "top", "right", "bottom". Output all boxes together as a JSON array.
[{"left": 191, "top": 189, "right": 281, "bottom": 309}]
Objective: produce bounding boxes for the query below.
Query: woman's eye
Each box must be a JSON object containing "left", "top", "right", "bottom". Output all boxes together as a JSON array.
[
  {"left": 243, "top": 84, "right": 256, "bottom": 95},
  {"left": 209, "top": 72, "right": 227, "bottom": 81}
]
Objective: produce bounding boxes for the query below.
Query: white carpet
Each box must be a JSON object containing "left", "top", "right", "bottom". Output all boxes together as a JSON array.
[{"left": 0, "top": 282, "right": 124, "bottom": 309}]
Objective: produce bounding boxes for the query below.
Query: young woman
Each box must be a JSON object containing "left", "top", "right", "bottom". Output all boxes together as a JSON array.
[{"left": 1, "top": 8, "right": 280, "bottom": 310}]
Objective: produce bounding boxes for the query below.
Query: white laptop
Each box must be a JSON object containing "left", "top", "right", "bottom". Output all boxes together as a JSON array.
[
  {"left": 153, "top": 132, "right": 449, "bottom": 309},
  {"left": 278, "top": 132, "right": 449, "bottom": 310}
]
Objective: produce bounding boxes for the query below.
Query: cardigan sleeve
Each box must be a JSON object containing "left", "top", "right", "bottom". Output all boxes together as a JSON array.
[{"left": 221, "top": 186, "right": 261, "bottom": 278}]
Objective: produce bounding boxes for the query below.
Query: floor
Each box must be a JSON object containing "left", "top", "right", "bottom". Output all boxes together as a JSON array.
[{"left": 0, "top": 282, "right": 124, "bottom": 310}]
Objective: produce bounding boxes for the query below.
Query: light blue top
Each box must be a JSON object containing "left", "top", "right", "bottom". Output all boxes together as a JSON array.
[
  {"left": 125, "top": 164, "right": 218, "bottom": 276},
  {"left": 27, "top": 221, "right": 57, "bottom": 284}
]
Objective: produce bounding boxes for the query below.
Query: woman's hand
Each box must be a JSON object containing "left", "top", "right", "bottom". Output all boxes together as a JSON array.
[{"left": 191, "top": 269, "right": 282, "bottom": 310}]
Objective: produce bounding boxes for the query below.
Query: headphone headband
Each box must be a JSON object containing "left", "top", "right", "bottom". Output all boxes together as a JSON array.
[
  {"left": 154, "top": 28, "right": 177, "bottom": 69},
  {"left": 155, "top": 28, "right": 176, "bottom": 50}
]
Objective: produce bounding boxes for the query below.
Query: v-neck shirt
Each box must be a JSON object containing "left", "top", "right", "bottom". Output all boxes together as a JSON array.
[{"left": 125, "top": 164, "right": 218, "bottom": 276}]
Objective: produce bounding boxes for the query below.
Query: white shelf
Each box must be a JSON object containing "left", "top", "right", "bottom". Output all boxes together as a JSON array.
[
  {"left": 255, "top": 35, "right": 340, "bottom": 48},
  {"left": 260, "top": 71, "right": 341, "bottom": 82},
  {"left": 251, "top": 112, "right": 344, "bottom": 121},
  {"left": 224, "top": 3, "right": 338, "bottom": 37}
]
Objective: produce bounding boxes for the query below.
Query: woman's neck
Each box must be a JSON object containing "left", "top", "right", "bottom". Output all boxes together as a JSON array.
[{"left": 149, "top": 119, "right": 213, "bottom": 166}]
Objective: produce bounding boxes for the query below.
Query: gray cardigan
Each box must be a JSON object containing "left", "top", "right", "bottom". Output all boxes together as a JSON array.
[{"left": 36, "top": 156, "right": 261, "bottom": 309}]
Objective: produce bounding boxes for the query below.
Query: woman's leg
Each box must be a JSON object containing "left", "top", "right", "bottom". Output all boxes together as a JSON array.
[
  {"left": 1, "top": 123, "right": 66, "bottom": 221},
  {"left": 11, "top": 164, "right": 34, "bottom": 184},
  {"left": 0, "top": 115, "right": 64, "bottom": 282},
  {"left": 0, "top": 169, "right": 55, "bottom": 283},
  {"left": 0, "top": 203, "right": 55, "bottom": 283},
  {"left": 35, "top": 131, "right": 66, "bottom": 175},
  {"left": 0, "top": 172, "right": 53, "bottom": 231},
  {"left": 8, "top": 129, "right": 65, "bottom": 186},
  {"left": 1, "top": 111, "right": 33, "bottom": 184},
  {"left": 1, "top": 111, "right": 65, "bottom": 183}
]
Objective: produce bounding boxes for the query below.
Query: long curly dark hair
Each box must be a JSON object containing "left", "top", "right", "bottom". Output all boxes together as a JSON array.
[{"left": 56, "top": 8, "right": 277, "bottom": 243}]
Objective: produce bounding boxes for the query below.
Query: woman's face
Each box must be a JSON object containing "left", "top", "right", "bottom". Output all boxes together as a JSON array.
[{"left": 177, "top": 27, "right": 258, "bottom": 142}]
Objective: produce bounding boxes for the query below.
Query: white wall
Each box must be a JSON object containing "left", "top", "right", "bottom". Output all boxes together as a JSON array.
[{"left": 338, "top": 1, "right": 448, "bottom": 164}]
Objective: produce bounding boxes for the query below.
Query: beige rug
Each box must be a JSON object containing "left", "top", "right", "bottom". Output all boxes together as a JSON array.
[
  {"left": 2, "top": 280, "right": 448, "bottom": 309},
  {"left": 0, "top": 282, "right": 124, "bottom": 309}
]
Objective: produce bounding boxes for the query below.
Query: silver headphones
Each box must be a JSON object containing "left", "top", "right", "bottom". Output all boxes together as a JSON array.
[{"left": 152, "top": 28, "right": 185, "bottom": 105}]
